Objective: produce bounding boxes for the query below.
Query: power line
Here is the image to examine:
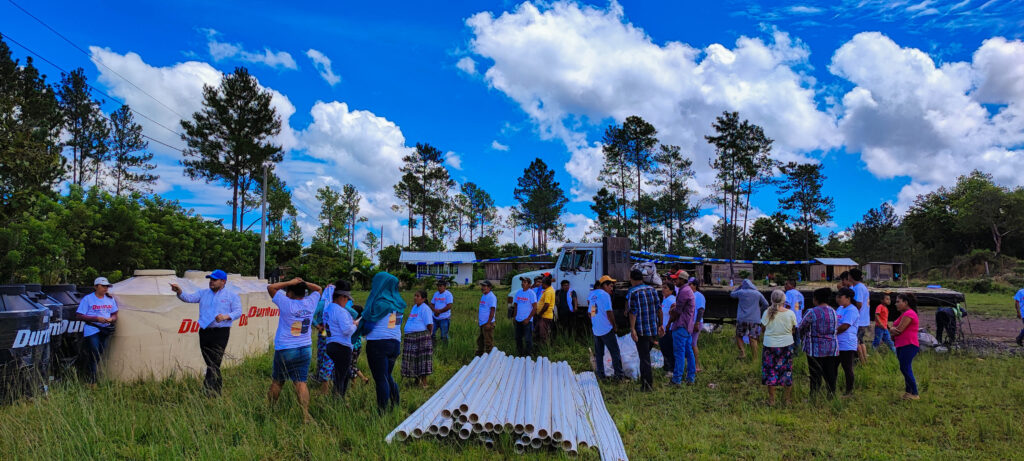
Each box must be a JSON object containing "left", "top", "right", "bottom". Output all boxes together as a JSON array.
[
  {"left": 6, "top": 0, "right": 188, "bottom": 120},
  {"left": 2, "top": 33, "right": 187, "bottom": 153}
]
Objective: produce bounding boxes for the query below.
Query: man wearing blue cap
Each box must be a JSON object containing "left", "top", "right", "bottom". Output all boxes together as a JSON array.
[{"left": 170, "top": 269, "right": 242, "bottom": 396}]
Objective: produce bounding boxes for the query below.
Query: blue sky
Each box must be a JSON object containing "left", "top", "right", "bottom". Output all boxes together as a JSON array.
[{"left": 3, "top": 0, "right": 1023, "bottom": 249}]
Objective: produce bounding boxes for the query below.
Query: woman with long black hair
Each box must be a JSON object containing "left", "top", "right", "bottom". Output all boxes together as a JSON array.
[{"left": 891, "top": 293, "right": 921, "bottom": 400}]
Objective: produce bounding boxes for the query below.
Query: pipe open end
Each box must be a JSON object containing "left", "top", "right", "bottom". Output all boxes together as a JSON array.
[
  {"left": 552, "top": 431, "right": 563, "bottom": 441},
  {"left": 468, "top": 413, "right": 479, "bottom": 424},
  {"left": 458, "top": 404, "right": 469, "bottom": 413},
  {"left": 561, "top": 440, "right": 572, "bottom": 451},
  {"left": 514, "top": 424, "right": 524, "bottom": 433},
  {"left": 524, "top": 424, "right": 535, "bottom": 433},
  {"left": 538, "top": 429, "right": 548, "bottom": 439},
  {"left": 484, "top": 439, "right": 495, "bottom": 449},
  {"left": 472, "top": 423, "right": 484, "bottom": 433},
  {"left": 530, "top": 438, "right": 542, "bottom": 449}
]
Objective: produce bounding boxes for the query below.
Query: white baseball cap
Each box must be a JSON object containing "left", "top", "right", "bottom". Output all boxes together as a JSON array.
[{"left": 93, "top": 277, "right": 113, "bottom": 287}]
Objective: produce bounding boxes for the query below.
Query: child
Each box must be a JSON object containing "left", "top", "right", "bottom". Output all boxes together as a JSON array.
[
  {"left": 872, "top": 294, "right": 896, "bottom": 352},
  {"left": 659, "top": 283, "right": 676, "bottom": 376},
  {"left": 402, "top": 291, "right": 435, "bottom": 388}
]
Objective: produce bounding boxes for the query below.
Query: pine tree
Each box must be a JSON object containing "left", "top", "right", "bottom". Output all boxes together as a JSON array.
[
  {"left": 0, "top": 35, "right": 64, "bottom": 222},
  {"left": 513, "top": 158, "right": 568, "bottom": 251},
  {"left": 650, "top": 144, "right": 697, "bottom": 252},
  {"left": 180, "top": 67, "right": 283, "bottom": 231},
  {"left": 778, "top": 162, "right": 834, "bottom": 261},
  {"left": 599, "top": 115, "right": 658, "bottom": 244},
  {"left": 107, "top": 105, "right": 157, "bottom": 195},
  {"left": 57, "top": 68, "right": 109, "bottom": 187}
]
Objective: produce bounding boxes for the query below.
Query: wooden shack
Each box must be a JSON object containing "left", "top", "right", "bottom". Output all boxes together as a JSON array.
[
  {"left": 483, "top": 262, "right": 552, "bottom": 283},
  {"left": 809, "top": 258, "right": 859, "bottom": 282},
  {"left": 863, "top": 262, "right": 904, "bottom": 281}
]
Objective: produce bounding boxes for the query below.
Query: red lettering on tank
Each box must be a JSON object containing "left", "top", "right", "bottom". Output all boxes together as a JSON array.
[
  {"left": 239, "top": 315, "right": 248, "bottom": 326},
  {"left": 178, "top": 319, "right": 194, "bottom": 334}
]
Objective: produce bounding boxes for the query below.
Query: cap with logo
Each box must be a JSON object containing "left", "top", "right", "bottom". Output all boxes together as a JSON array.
[
  {"left": 93, "top": 277, "right": 113, "bottom": 287},
  {"left": 206, "top": 269, "right": 228, "bottom": 280}
]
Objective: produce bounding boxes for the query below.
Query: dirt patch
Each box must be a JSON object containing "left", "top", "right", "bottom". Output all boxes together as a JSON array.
[{"left": 918, "top": 311, "right": 1023, "bottom": 342}]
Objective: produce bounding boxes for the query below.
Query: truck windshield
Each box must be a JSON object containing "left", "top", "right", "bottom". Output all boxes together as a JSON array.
[{"left": 559, "top": 250, "right": 593, "bottom": 272}]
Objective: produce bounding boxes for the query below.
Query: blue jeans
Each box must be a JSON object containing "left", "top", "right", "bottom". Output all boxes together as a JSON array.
[
  {"left": 897, "top": 345, "right": 919, "bottom": 395},
  {"left": 671, "top": 328, "right": 696, "bottom": 384},
  {"left": 433, "top": 318, "right": 450, "bottom": 341},
  {"left": 366, "top": 339, "right": 400, "bottom": 411},
  {"left": 272, "top": 346, "right": 312, "bottom": 382},
  {"left": 81, "top": 331, "right": 112, "bottom": 384},
  {"left": 873, "top": 327, "right": 895, "bottom": 351},
  {"left": 593, "top": 331, "right": 623, "bottom": 379}
]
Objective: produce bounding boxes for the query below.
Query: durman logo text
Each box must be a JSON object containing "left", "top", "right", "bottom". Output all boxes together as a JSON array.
[{"left": 12, "top": 328, "right": 51, "bottom": 348}]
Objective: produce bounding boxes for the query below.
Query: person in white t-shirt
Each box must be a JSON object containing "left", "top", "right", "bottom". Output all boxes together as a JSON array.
[
  {"left": 849, "top": 269, "right": 872, "bottom": 364},
  {"left": 266, "top": 277, "right": 323, "bottom": 424},
  {"left": 431, "top": 280, "right": 454, "bottom": 342},
  {"left": 76, "top": 277, "right": 118, "bottom": 386},
  {"left": 401, "top": 290, "right": 434, "bottom": 388},
  {"left": 476, "top": 281, "right": 498, "bottom": 356},
  {"left": 592, "top": 275, "right": 623, "bottom": 380},
  {"left": 511, "top": 277, "right": 538, "bottom": 356}
]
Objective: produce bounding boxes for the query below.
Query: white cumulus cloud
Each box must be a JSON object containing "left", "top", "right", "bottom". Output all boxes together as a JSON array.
[
  {"left": 829, "top": 32, "right": 1024, "bottom": 211},
  {"left": 465, "top": 1, "right": 840, "bottom": 200},
  {"left": 490, "top": 140, "right": 509, "bottom": 151},
  {"left": 306, "top": 49, "right": 341, "bottom": 86}
]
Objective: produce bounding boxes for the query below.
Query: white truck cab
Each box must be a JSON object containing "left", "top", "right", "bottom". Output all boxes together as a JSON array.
[{"left": 506, "top": 242, "right": 607, "bottom": 311}]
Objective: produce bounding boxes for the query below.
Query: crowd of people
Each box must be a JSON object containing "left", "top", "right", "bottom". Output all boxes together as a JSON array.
[{"left": 75, "top": 265, "right": 973, "bottom": 421}]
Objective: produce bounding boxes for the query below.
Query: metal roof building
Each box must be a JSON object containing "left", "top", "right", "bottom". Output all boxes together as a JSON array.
[
  {"left": 809, "top": 257, "right": 859, "bottom": 282},
  {"left": 399, "top": 251, "right": 477, "bottom": 285}
]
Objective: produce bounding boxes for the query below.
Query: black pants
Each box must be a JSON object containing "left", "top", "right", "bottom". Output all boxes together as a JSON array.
[
  {"left": 807, "top": 355, "right": 839, "bottom": 397},
  {"left": 514, "top": 321, "right": 533, "bottom": 357},
  {"left": 198, "top": 327, "right": 230, "bottom": 394},
  {"left": 659, "top": 332, "right": 675, "bottom": 372},
  {"left": 935, "top": 309, "right": 957, "bottom": 345},
  {"left": 366, "top": 339, "right": 400, "bottom": 411},
  {"left": 636, "top": 335, "right": 654, "bottom": 390},
  {"left": 557, "top": 308, "right": 574, "bottom": 339},
  {"left": 325, "top": 342, "right": 353, "bottom": 397},
  {"left": 839, "top": 350, "right": 856, "bottom": 395}
]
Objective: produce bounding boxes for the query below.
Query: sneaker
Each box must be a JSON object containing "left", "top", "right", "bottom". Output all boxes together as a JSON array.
[{"left": 665, "top": 372, "right": 674, "bottom": 379}]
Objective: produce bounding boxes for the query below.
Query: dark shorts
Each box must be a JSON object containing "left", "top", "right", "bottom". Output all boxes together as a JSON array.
[
  {"left": 272, "top": 346, "right": 312, "bottom": 382},
  {"left": 736, "top": 322, "right": 762, "bottom": 340},
  {"left": 857, "top": 326, "right": 871, "bottom": 345}
]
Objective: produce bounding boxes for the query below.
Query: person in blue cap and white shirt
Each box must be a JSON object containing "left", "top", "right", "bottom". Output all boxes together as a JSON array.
[
  {"left": 76, "top": 277, "right": 118, "bottom": 386},
  {"left": 170, "top": 269, "right": 242, "bottom": 396}
]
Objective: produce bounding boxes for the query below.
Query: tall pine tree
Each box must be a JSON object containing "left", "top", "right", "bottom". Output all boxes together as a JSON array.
[
  {"left": 108, "top": 105, "right": 157, "bottom": 195},
  {"left": 778, "top": 162, "right": 833, "bottom": 261},
  {"left": 514, "top": 158, "right": 568, "bottom": 251},
  {"left": 0, "top": 35, "right": 64, "bottom": 222},
  {"left": 57, "top": 68, "right": 109, "bottom": 187},
  {"left": 180, "top": 67, "right": 283, "bottom": 231}
]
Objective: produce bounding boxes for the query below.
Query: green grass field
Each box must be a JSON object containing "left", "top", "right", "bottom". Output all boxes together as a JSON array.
[
  {"left": 964, "top": 292, "right": 1018, "bottom": 318},
  {"left": 1, "top": 287, "right": 1021, "bottom": 459}
]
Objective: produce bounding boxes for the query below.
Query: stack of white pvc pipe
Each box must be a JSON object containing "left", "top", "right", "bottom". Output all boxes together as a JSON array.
[{"left": 385, "top": 350, "right": 628, "bottom": 460}]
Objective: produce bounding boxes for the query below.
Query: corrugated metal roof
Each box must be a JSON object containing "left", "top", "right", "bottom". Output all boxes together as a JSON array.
[
  {"left": 399, "top": 251, "right": 477, "bottom": 263},
  {"left": 866, "top": 261, "right": 904, "bottom": 265},
  {"left": 814, "top": 257, "right": 859, "bottom": 266}
]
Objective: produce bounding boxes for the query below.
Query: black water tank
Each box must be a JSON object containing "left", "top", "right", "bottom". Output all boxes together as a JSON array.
[
  {"left": 41, "top": 285, "right": 85, "bottom": 379},
  {"left": 0, "top": 285, "right": 51, "bottom": 402},
  {"left": 24, "top": 285, "right": 64, "bottom": 381}
]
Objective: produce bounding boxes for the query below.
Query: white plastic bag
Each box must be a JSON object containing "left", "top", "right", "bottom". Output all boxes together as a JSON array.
[
  {"left": 630, "top": 262, "right": 663, "bottom": 286},
  {"left": 597, "top": 334, "right": 663, "bottom": 380}
]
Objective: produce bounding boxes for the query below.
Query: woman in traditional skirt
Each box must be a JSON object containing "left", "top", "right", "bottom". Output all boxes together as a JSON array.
[
  {"left": 311, "top": 282, "right": 337, "bottom": 394},
  {"left": 760, "top": 290, "right": 798, "bottom": 405},
  {"left": 401, "top": 290, "right": 434, "bottom": 388}
]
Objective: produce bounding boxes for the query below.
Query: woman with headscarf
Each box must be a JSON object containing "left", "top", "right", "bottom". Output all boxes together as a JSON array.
[
  {"left": 761, "top": 290, "right": 797, "bottom": 405},
  {"left": 358, "top": 272, "right": 406, "bottom": 412},
  {"left": 730, "top": 279, "right": 769, "bottom": 359}
]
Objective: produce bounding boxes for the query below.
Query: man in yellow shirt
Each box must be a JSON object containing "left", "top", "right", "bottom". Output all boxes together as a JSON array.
[{"left": 535, "top": 276, "right": 556, "bottom": 346}]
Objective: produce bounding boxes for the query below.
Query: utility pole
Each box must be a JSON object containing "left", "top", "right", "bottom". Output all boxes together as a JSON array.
[{"left": 259, "top": 162, "right": 270, "bottom": 280}]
